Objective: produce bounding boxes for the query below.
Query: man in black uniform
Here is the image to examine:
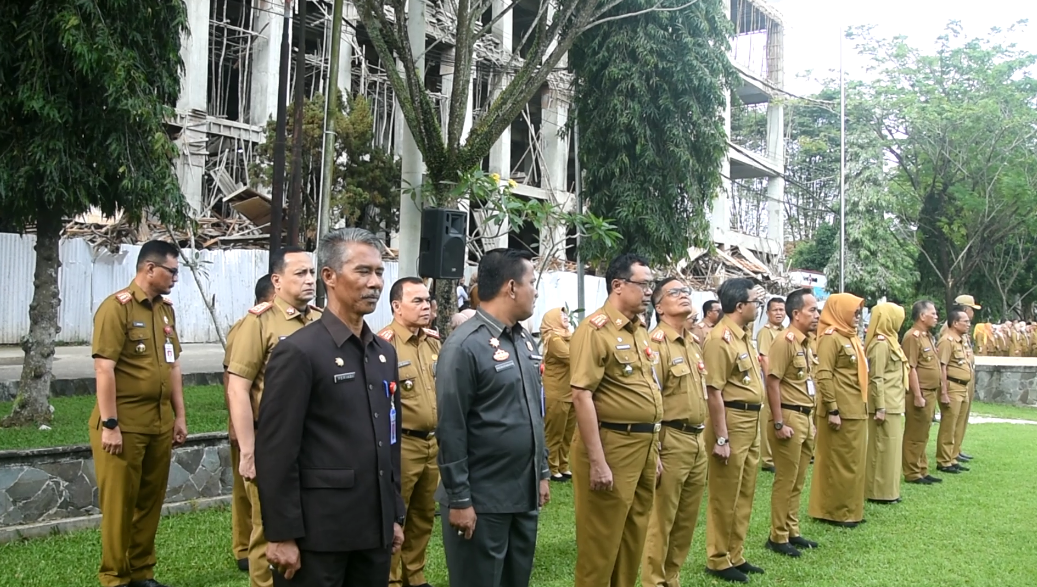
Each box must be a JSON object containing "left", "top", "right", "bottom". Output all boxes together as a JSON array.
[
  {"left": 436, "top": 248, "right": 551, "bottom": 587},
  {"left": 256, "top": 228, "right": 405, "bottom": 587}
]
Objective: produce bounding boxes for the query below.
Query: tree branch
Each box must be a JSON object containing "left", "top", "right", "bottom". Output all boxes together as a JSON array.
[{"left": 583, "top": 0, "right": 701, "bottom": 32}]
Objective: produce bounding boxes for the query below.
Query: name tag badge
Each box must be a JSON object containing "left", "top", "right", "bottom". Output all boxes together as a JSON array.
[
  {"left": 399, "top": 360, "right": 412, "bottom": 368},
  {"left": 164, "top": 343, "right": 175, "bottom": 364},
  {"left": 333, "top": 372, "right": 356, "bottom": 383},
  {"left": 390, "top": 403, "right": 397, "bottom": 445},
  {"left": 132, "top": 321, "right": 145, "bottom": 328},
  {"left": 807, "top": 379, "right": 816, "bottom": 397},
  {"left": 672, "top": 357, "right": 685, "bottom": 365},
  {"left": 495, "top": 360, "right": 516, "bottom": 372},
  {"left": 530, "top": 354, "right": 543, "bottom": 361},
  {"left": 616, "top": 344, "right": 631, "bottom": 350}
]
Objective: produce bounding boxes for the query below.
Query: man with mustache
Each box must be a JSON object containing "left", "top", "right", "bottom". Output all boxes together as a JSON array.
[{"left": 225, "top": 246, "right": 321, "bottom": 587}]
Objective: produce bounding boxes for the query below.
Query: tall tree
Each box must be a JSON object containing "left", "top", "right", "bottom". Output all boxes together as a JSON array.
[
  {"left": 782, "top": 89, "right": 842, "bottom": 243},
  {"left": 0, "top": 1, "right": 189, "bottom": 426},
  {"left": 570, "top": 0, "right": 735, "bottom": 264}
]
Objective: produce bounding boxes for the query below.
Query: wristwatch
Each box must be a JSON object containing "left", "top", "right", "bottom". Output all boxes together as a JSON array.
[
  {"left": 716, "top": 437, "right": 728, "bottom": 446},
  {"left": 395, "top": 516, "right": 406, "bottom": 526},
  {"left": 829, "top": 410, "right": 840, "bottom": 417},
  {"left": 773, "top": 422, "right": 784, "bottom": 430},
  {"left": 102, "top": 418, "right": 119, "bottom": 430}
]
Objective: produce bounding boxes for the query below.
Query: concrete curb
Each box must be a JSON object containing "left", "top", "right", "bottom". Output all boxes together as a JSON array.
[
  {"left": 0, "top": 372, "right": 224, "bottom": 402},
  {"left": 0, "top": 495, "right": 231, "bottom": 544}
]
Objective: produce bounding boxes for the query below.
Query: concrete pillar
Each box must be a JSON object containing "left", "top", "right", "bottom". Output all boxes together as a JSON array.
[
  {"left": 176, "top": 0, "right": 210, "bottom": 213},
  {"left": 483, "top": 0, "right": 514, "bottom": 251},
  {"left": 711, "top": 0, "right": 733, "bottom": 242},
  {"left": 764, "top": 23, "right": 785, "bottom": 248},
  {"left": 541, "top": 85, "right": 570, "bottom": 260},
  {"left": 250, "top": 0, "right": 288, "bottom": 126},
  {"left": 397, "top": 0, "right": 426, "bottom": 277}
]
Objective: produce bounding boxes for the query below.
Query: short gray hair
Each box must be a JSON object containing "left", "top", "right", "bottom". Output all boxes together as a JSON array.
[{"left": 317, "top": 228, "right": 384, "bottom": 273}]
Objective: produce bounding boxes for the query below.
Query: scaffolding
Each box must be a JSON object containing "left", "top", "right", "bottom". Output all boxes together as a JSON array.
[{"left": 208, "top": 0, "right": 258, "bottom": 122}]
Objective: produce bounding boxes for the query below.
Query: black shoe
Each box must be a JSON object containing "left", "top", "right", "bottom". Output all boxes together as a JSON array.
[
  {"left": 790, "top": 535, "right": 819, "bottom": 549},
  {"left": 924, "top": 475, "right": 943, "bottom": 483},
  {"left": 550, "top": 473, "right": 568, "bottom": 483},
  {"left": 937, "top": 465, "right": 961, "bottom": 474},
  {"left": 765, "top": 539, "right": 801, "bottom": 557},
  {"left": 735, "top": 561, "right": 764, "bottom": 574},
  {"left": 762, "top": 465, "right": 776, "bottom": 473},
  {"left": 129, "top": 580, "right": 169, "bottom": 587},
  {"left": 867, "top": 497, "right": 902, "bottom": 504},
  {"left": 958, "top": 452, "right": 974, "bottom": 461},
  {"left": 706, "top": 567, "right": 749, "bottom": 583},
  {"left": 561, "top": 471, "right": 573, "bottom": 479},
  {"left": 817, "top": 518, "right": 859, "bottom": 529},
  {"left": 906, "top": 477, "right": 932, "bottom": 485},
  {"left": 954, "top": 463, "right": 970, "bottom": 472},
  {"left": 236, "top": 558, "right": 249, "bottom": 572}
]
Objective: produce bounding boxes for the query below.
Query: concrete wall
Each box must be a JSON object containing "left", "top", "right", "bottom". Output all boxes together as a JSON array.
[{"left": 975, "top": 361, "right": 1037, "bottom": 405}]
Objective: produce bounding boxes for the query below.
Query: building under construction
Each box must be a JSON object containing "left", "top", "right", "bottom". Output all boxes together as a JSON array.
[{"left": 170, "top": 0, "right": 786, "bottom": 276}]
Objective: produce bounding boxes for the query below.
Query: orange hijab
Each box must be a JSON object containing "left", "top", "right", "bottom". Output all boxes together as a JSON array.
[
  {"left": 819, "top": 293, "right": 868, "bottom": 400},
  {"left": 540, "top": 307, "right": 572, "bottom": 346}
]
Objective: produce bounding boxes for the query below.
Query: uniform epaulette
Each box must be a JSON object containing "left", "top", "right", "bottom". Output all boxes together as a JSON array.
[
  {"left": 722, "top": 329, "right": 732, "bottom": 343},
  {"left": 248, "top": 302, "right": 273, "bottom": 315},
  {"left": 589, "top": 314, "right": 608, "bottom": 329},
  {"left": 378, "top": 329, "right": 395, "bottom": 342},
  {"left": 423, "top": 328, "right": 440, "bottom": 340},
  {"left": 308, "top": 304, "right": 323, "bottom": 313},
  {"left": 912, "top": 330, "right": 921, "bottom": 337},
  {"left": 785, "top": 331, "right": 795, "bottom": 342},
  {"left": 651, "top": 330, "right": 665, "bottom": 343},
  {"left": 877, "top": 334, "right": 887, "bottom": 341},
  {"left": 162, "top": 296, "right": 174, "bottom": 305},
  {"left": 823, "top": 328, "right": 835, "bottom": 336},
  {"left": 115, "top": 291, "right": 132, "bottom": 305},
  {"left": 697, "top": 322, "right": 706, "bottom": 328}
]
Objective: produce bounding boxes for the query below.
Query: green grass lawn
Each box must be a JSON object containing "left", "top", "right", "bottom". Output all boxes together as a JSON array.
[
  {"left": 0, "top": 386, "right": 228, "bottom": 451},
  {"left": 968, "top": 401, "right": 1037, "bottom": 422},
  {"left": 2, "top": 423, "right": 1036, "bottom": 586}
]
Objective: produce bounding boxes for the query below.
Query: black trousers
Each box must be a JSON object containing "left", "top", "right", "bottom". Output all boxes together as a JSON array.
[
  {"left": 272, "top": 546, "right": 391, "bottom": 587},
  {"left": 441, "top": 510, "right": 539, "bottom": 587}
]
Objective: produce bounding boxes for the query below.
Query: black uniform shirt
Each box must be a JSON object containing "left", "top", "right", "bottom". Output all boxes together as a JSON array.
[
  {"left": 256, "top": 310, "right": 404, "bottom": 552},
  {"left": 435, "top": 309, "right": 549, "bottom": 514}
]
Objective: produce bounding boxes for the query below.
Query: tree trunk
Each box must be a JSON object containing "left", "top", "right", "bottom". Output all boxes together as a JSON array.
[
  {"left": 3, "top": 211, "right": 60, "bottom": 427},
  {"left": 434, "top": 278, "right": 459, "bottom": 337}
]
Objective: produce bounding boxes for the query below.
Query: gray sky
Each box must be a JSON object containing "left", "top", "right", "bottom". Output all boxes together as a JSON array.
[{"left": 764, "top": 0, "right": 1037, "bottom": 95}]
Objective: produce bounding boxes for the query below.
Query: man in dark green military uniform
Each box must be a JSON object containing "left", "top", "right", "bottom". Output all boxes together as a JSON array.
[{"left": 90, "top": 240, "right": 187, "bottom": 587}]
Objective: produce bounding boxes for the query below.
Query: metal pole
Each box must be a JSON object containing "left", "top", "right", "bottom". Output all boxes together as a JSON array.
[
  {"left": 269, "top": 0, "right": 293, "bottom": 269},
  {"left": 316, "top": 0, "right": 344, "bottom": 307},
  {"left": 574, "top": 117, "right": 585, "bottom": 315},
  {"left": 287, "top": 0, "right": 308, "bottom": 247},
  {"left": 839, "top": 26, "right": 846, "bottom": 293}
]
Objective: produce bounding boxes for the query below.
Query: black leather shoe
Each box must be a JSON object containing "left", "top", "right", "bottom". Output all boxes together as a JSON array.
[
  {"left": 706, "top": 567, "right": 749, "bottom": 583},
  {"left": 906, "top": 477, "right": 932, "bottom": 485},
  {"left": 790, "top": 535, "right": 819, "bottom": 549},
  {"left": 762, "top": 465, "right": 776, "bottom": 473},
  {"left": 735, "top": 561, "right": 764, "bottom": 574},
  {"left": 937, "top": 465, "right": 961, "bottom": 474},
  {"left": 550, "top": 473, "right": 568, "bottom": 483},
  {"left": 561, "top": 471, "right": 573, "bottom": 479},
  {"left": 924, "top": 475, "right": 943, "bottom": 483},
  {"left": 236, "top": 558, "right": 249, "bottom": 572},
  {"left": 765, "top": 539, "right": 801, "bottom": 557},
  {"left": 817, "top": 518, "right": 859, "bottom": 528},
  {"left": 129, "top": 580, "right": 169, "bottom": 587},
  {"left": 867, "top": 497, "right": 902, "bottom": 504},
  {"left": 954, "top": 463, "right": 970, "bottom": 471},
  {"left": 958, "top": 452, "right": 974, "bottom": 461}
]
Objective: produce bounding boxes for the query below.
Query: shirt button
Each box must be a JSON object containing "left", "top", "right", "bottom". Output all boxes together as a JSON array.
[
  {"left": 378, "top": 441, "right": 383, "bottom": 447},
  {"left": 379, "top": 470, "right": 384, "bottom": 476},
  {"left": 374, "top": 412, "right": 379, "bottom": 418}
]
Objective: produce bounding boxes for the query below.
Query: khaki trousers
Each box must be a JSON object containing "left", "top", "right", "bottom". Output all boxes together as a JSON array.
[
  {"left": 642, "top": 428, "right": 708, "bottom": 587},
  {"left": 769, "top": 409, "right": 814, "bottom": 543},
  {"left": 704, "top": 407, "right": 760, "bottom": 571},
  {"left": 230, "top": 443, "right": 252, "bottom": 561},
  {"left": 760, "top": 400, "right": 774, "bottom": 468},
  {"left": 390, "top": 435, "right": 439, "bottom": 587},
  {"left": 903, "top": 389, "right": 937, "bottom": 481},
  {"left": 244, "top": 479, "right": 272, "bottom": 587},
  {"left": 954, "top": 381, "right": 974, "bottom": 457},
  {"left": 808, "top": 417, "right": 867, "bottom": 523},
  {"left": 544, "top": 397, "right": 577, "bottom": 475},
  {"left": 936, "top": 390, "right": 968, "bottom": 467},
  {"left": 572, "top": 427, "right": 658, "bottom": 587},
  {"left": 865, "top": 414, "right": 904, "bottom": 501},
  {"left": 90, "top": 425, "right": 173, "bottom": 587}
]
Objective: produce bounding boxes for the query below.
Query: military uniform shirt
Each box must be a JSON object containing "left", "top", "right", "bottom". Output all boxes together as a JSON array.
[
  {"left": 767, "top": 328, "right": 815, "bottom": 408},
  {"left": 649, "top": 322, "right": 707, "bottom": 426},
  {"left": 902, "top": 330, "right": 941, "bottom": 390},
  {"left": 702, "top": 316, "right": 763, "bottom": 403},
  {"left": 435, "top": 310, "right": 548, "bottom": 514},
  {"left": 938, "top": 333, "right": 973, "bottom": 389},
  {"left": 569, "top": 303, "right": 663, "bottom": 424},
  {"left": 757, "top": 323, "right": 784, "bottom": 358},
  {"left": 225, "top": 296, "right": 321, "bottom": 420},
  {"left": 542, "top": 336, "right": 572, "bottom": 401},
  {"left": 866, "top": 337, "right": 906, "bottom": 413},
  {"left": 91, "top": 281, "right": 182, "bottom": 434},
  {"left": 816, "top": 331, "right": 867, "bottom": 419},
  {"left": 378, "top": 321, "right": 441, "bottom": 432}
]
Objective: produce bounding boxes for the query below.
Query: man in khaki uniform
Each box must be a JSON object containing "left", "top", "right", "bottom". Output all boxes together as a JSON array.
[
  {"left": 570, "top": 253, "right": 663, "bottom": 587},
  {"left": 225, "top": 275, "right": 274, "bottom": 572},
  {"left": 764, "top": 289, "right": 820, "bottom": 557},
  {"left": 936, "top": 308, "right": 973, "bottom": 475},
  {"left": 952, "top": 295, "right": 980, "bottom": 463},
  {"left": 690, "top": 300, "right": 721, "bottom": 348},
  {"left": 641, "top": 278, "right": 708, "bottom": 587},
  {"left": 90, "top": 240, "right": 188, "bottom": 587},
  {"left": 226, "top": 246, "right": 320, "bottom": 587},
  {"left": 902, "top": 300, "right": 943, "bottom": 485},
  {"left": 756, "top": 298, "right": 786, "bottom": 473},
  {"left": 379, "top": 277, "right": 442, "bottom": 587},
  {"left": 703, "top": 278, "right": 766, "bottom": 583}
]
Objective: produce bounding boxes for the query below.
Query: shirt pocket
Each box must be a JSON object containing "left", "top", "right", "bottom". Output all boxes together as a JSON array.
[
  {"left": 613, "top": 350, "right": 636, "bottom": 378},
  {"left": 399, "top": 364, "right": 421, "bottom": 397},
  {"left": 125, "top": 326, "right": 153, "bottom": 357},
  {"left": 666, "top": 362, "right": 692, "bottom": 395},
  {"left": 837, "top": 344, "right": 858, "bottom": 368},
  {"left": 734, "top": 354, "right": 754, "bottom": 374},
  {"left": 791, "top": 355, "right": 808, "bottom": 378}
]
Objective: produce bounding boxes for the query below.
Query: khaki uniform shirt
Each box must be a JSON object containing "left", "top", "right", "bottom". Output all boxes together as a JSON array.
[
  {"left": 225, "top": 296, "right": 321, "bottom": 420},
  {"left": 224, "top": 318, "right": 244, "bottom": 438},
  {"left": 378, "top": 321, "right": 441, "bottom": 432},
  {"left": 816, "top": 330, "right": 867, "bottom": 419},
  {"left": 91, "top": 281, "right": 182, "bottom": 434},
  {"left": 649, "top": 322, "right": 707, "bottom": 427},
  {"left": 938, "top": 333, "right": 973, "bottom": 395},
  {"left": 866, "top": 336, "right": 906, "bottom": 414},
  {"left": 542, "top": 336, "right": 571, "bottom": 401},
  {"left": 689, "top": 321, "right": 714, "bottom": 348},
  {"left": 702, "top": 316, "right": 764, "bottom": 404},
  {"left": 767, "top": 328, "right": 815, "bottom": 409},
  {"left": 902, "top": 329, "right": 941, "bottom": 391},
  {"left": 756, "top": 323, "right": 784, "bottom": 358},
  {"left": 570, "top": 302, "right": 663, "bottom": 424}
]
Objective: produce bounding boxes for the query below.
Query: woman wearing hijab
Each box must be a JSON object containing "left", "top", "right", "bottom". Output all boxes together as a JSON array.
[
  {"left": 864, "top": 303, "right": 908, "bottom": 504},
  {"left": 808, "top": 293, "right": 869, "bottom": 528},
  {"left": 973, "top": 323, "right": 993, "bottom": 356},
  {"left": 541, "top": 307, "right": 575, "bottom": 482}
]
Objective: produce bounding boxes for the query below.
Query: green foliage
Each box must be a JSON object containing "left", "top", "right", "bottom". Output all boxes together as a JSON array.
[
  {"left": 788, "top": 222, "right": 838, "bottom": 272},
  {"left": 251, "top": 94, "right": 400, "bottom": 240},
  {"left": 0, "top": 0, "right": 189, "bottom": 226},
  {"left": 570, "top": 0, "right": 735, "bottom": 264},
  {"left": 782, "top": 88, "right": 843, "bottom": 242}
]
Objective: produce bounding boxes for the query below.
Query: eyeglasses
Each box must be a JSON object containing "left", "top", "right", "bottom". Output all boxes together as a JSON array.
[
  {"left": 665, "top": 287, "right": 693, "bottom": 298},
  {"left": 623, "top": 279, "right": 654, "bottom": 292},
  {"left": 153, "top": 264, "right": 179, "bottom": 277},
  {"left": 740, "top": 298, "right": 763, "bottom": 308}
]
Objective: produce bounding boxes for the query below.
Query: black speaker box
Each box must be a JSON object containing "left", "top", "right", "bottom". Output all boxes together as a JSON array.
[{"left": 418, "top": 208, "right": 467, "bottom": 279}]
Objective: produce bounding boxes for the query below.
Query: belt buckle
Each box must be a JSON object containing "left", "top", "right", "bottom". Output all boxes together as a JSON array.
[
  {"left": 427, "top": 431, "right": 435, "bottom": 438},
  {"left": 654, "top": 423, "right": 661, "bottom": 433}
]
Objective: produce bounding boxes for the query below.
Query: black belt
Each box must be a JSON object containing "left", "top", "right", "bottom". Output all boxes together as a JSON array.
[
  {"left": 662, "top": 421, "right": 705, "bottom": 434},
  {"left": 723, "top": 401, "right": 762, "bottom": 412},
  {"left": 780, "top": 403, "right": 813, "bottom": 416},
  {"left": 253, "top": 421, "right": 259, "bottom": 430},
  {"left": 402, "top": 428, "right": 436, "bottom": 440},
  {"left": 947, "top": 376, "right": 971, "bottom": 387},
  {"left": 600, "top": 421, "right": 661, "bottom": 434}
]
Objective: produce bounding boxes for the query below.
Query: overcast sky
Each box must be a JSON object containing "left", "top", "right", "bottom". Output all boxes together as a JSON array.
[{"left": 763, "top": 0, "right": 1037, "bottom": 95}]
